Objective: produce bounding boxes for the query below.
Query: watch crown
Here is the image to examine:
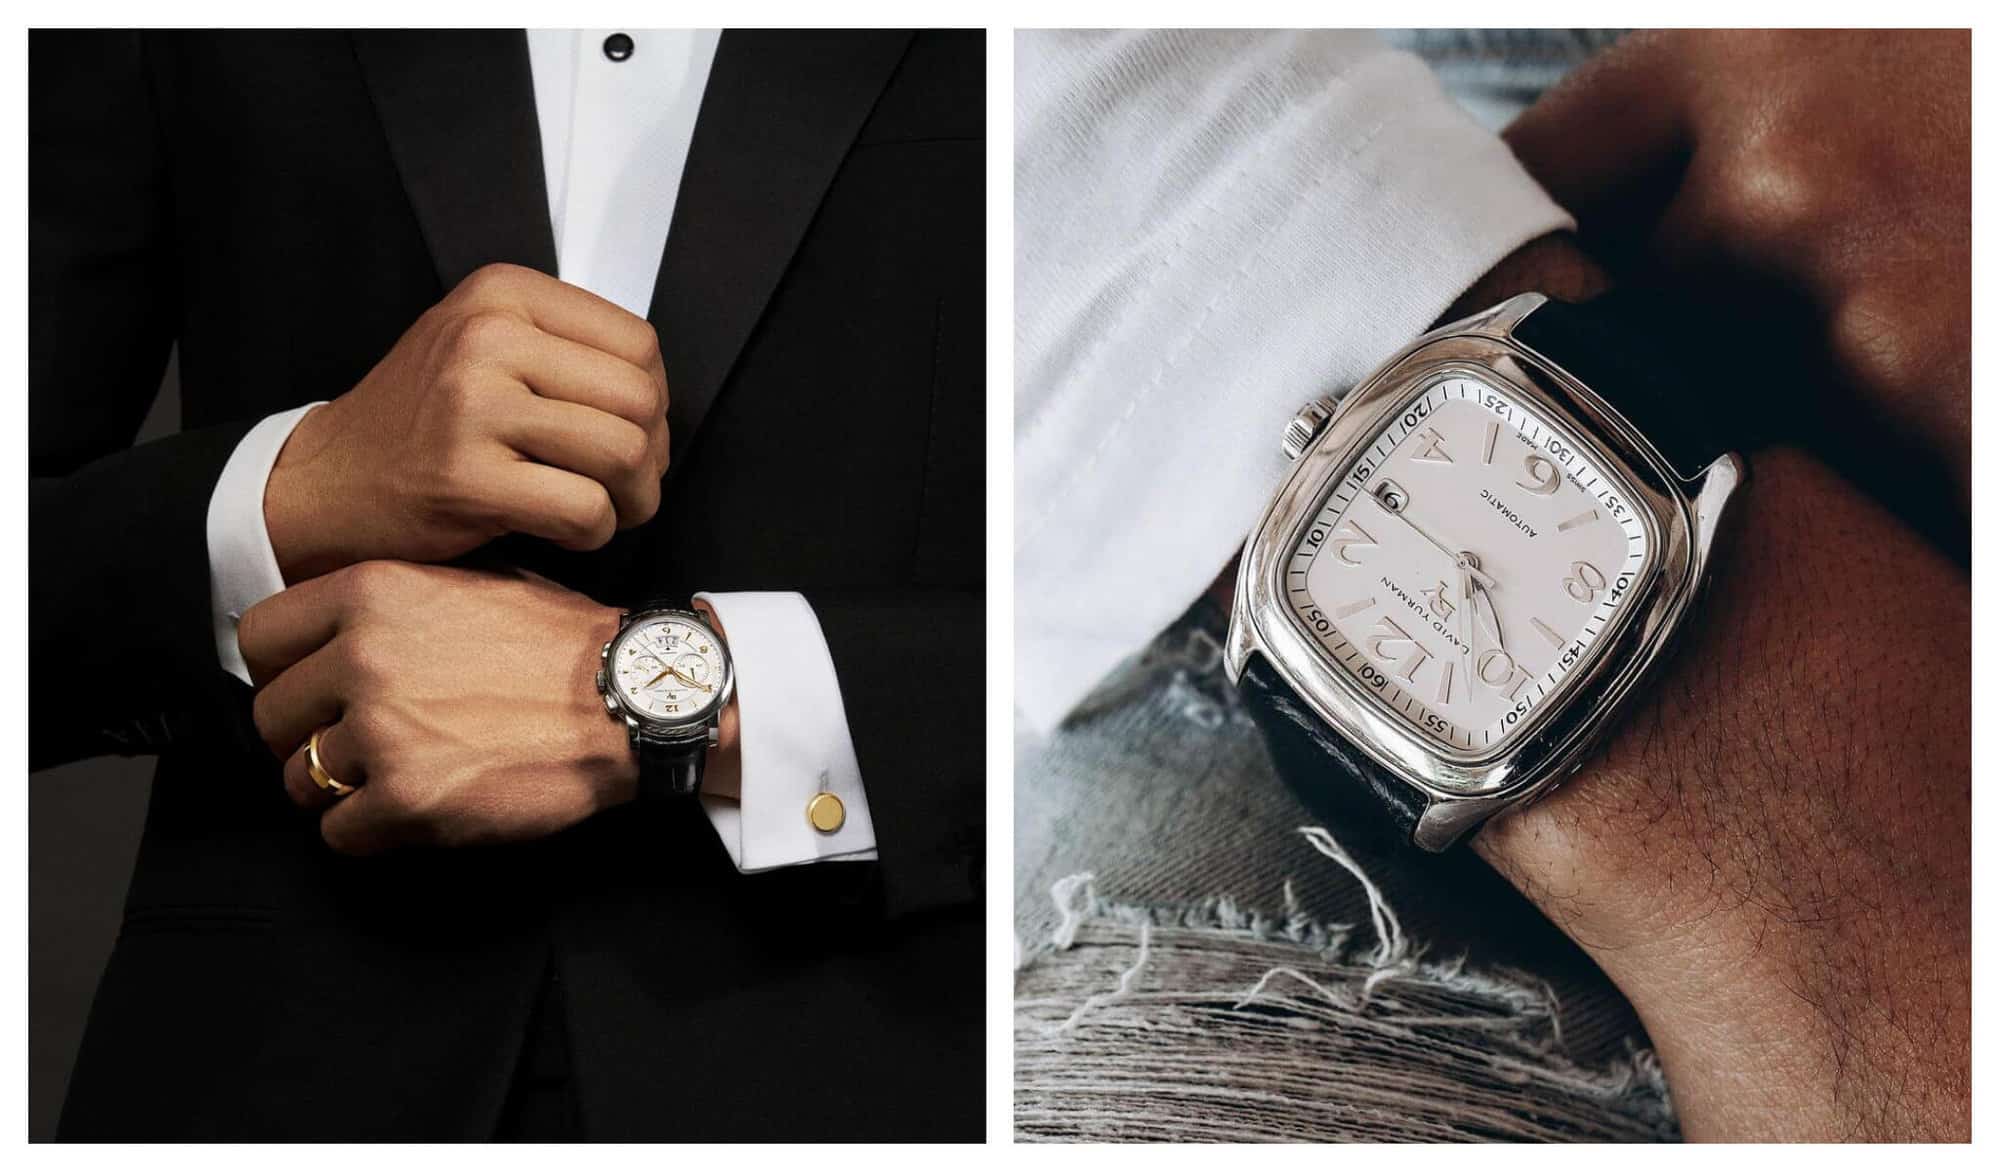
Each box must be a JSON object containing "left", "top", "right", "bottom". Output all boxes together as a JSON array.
[{"left": 1281, "top": 396, "right": 1342, "bottom": 461}]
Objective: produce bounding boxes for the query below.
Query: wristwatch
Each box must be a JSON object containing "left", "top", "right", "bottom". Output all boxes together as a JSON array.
[
  {"left": 596, "top": 603, "right": 735, "bottom": 802},
  {"left": 1223, "top": 291, "right": 1746, "bottom": 850}
]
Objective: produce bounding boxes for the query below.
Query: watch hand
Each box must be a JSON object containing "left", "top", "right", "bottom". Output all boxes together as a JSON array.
[
  {"left": 1464, "top": 556, "right": 1480, "bottom": 656},
  {"left": 1376, "top": 496, "right": 1497, "bottom": 589},
  {"left": 644, "top": 669, "right": 671, "bottom": 687},
  {"left": 664, "top": 665, "right": 714, "bottom": 692},
  {"left": 1470, "top": 575, "right": 1507, "bottom": 652}
]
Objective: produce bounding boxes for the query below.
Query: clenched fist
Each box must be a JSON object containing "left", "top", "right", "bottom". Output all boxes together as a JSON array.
[
  {"left": 264, "top": 263, "right": 672, "bottom": 581},
  {"left": 1506, "top": 30, "right": 1970, "bottom": 511}
]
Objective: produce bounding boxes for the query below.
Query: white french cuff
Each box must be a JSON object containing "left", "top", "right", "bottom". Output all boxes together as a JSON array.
[
  {"left": 692, "top": 590, "right": 879, "bottom": 872},
  {"left": 206, "top": 403, "right": 324, "bottom": 685}
]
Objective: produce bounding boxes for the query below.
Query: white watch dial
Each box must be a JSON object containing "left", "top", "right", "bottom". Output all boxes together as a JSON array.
[
  {"left": 1286, "top": 374, "right": 1653, "bottom": 755},
  {"left": 610, "top": 616, "right": 728, "bottom": 724}
]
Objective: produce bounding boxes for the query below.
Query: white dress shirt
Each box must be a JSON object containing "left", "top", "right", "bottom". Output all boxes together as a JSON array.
[
  {"left": 1014, "top": 30, "right": 1573, "bottom": 732},
  {"left": 206, "top": 28, "right": 876, "bottom": 870}
]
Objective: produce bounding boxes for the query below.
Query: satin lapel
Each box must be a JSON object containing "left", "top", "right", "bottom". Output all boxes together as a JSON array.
[
  {"left": 647, "top": 30, "right": 913, "bottom": 464},
  {"left": 350, "top": 30, "right": 558, "bottom": 289}
]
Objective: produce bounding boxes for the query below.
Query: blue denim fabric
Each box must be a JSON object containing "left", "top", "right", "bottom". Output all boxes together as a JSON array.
[{"left": 1016, "top": 602, "right": 1675, "bottom": 1141}]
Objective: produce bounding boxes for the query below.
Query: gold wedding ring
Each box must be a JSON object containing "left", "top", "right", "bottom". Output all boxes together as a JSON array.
[{"left": 306, "top": 728, "right": 356, "bottom": 797}]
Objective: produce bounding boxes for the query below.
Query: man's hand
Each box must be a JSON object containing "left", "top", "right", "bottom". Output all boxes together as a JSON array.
[
  {"left": 1438, "top": 236, "right": 1969, "bottom": 1141},
  {"left": 238, "top": 561, "right": 638, "bottom": 853},
  {"left": 264, "top": 263, "right": 673, "bottom": 582},
  {"left": 1505, "top": 30, "right": 1971, "bottom": 509}
]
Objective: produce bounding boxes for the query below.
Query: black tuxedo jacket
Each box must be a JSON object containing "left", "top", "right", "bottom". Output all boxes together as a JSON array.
[{"left": 31, "top": 30, "right": 983, "bottom": 1140}]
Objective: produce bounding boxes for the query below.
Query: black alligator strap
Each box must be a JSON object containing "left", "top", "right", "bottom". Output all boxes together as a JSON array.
[
  {"left": 1510, "top": 291, "right": 1731, "bottom": 481},
  {"left": 1239, "top": 654, "right": 1428, "bottom": 845},
  {"left": 636, "top": 731, "right": 705, "bottom": 802}
]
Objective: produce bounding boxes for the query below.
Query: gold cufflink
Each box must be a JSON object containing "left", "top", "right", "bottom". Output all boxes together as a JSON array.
[{"left": 806, "top": 791, "right": 845, "bottom": 833}]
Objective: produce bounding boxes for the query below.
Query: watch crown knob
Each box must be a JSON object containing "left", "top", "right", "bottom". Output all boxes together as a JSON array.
[{"left": 1281, "top": 395, "right": 1342, "bottom": 461}]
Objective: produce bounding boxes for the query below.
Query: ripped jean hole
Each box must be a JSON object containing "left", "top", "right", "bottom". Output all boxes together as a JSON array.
[{"left": 1015, "top": 828, "right": 1678, "bottom": 1143}]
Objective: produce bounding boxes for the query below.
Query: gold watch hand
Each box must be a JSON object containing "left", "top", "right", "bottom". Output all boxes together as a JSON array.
[{"left": 664, "top": 665, "right": 715, "bottom": 691}]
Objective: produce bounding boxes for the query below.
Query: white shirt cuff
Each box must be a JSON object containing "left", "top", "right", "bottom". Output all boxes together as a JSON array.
[
  {"left": 693, "top": 591, "right": 879, "bottom": 872},
  {"left": 206, "top": 404, "right": 323, "bottom": 685},
  {"left": 1014, "top": 30, "right": 1574, "bottom": 732}
]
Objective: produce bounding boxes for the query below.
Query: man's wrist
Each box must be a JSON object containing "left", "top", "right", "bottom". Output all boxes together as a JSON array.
[
  {"left": 577, "top": 601, "right": 641, "bottom": 812},
  {"left": 263, "top": 402, "right": 349, "bottom": 583}
]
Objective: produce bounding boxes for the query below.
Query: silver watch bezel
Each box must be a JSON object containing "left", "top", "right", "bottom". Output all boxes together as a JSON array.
[
  {"left": 1223, "top": 293, "right": 1745, "bottom": 850},
  {"left": 596, "top": 606, "right": 735, "bottom": 744}
]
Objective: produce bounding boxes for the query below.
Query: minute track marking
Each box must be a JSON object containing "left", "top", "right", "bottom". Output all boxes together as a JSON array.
[{"left": 1291, "top": 374, "right": 1650, "bottom": 754}]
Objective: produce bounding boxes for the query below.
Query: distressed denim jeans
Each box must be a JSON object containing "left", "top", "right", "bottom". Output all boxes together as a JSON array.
[{"left": 1015, "top": 599, "right": 1675, "bottom": 1142}]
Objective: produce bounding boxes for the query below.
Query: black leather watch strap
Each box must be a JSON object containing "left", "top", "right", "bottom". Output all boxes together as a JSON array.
[
  {"left": 1510, "top": 290, "right": 1730, "bottom": 481},
  {"left": 1239, "top": 654, "right": 1428, "bottom": 845},
  {"left": 635, "top": 729, "right": 706, "bottom": 802}
]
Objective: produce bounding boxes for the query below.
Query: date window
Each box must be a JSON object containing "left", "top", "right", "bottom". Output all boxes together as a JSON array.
[{"left": 1372, "top": 477, "right": 1409, "bottom": 514}]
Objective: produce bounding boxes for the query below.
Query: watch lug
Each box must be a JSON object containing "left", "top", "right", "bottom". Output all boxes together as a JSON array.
[
  {"left": 1689, "top": 450, "right": 1748, "bottom": 575},
  {"left": 1447, "top": 290, "right": 1548, "bottom": 340},
  {"left": 1412, "top": 793, "right": 1514, "bottom": 852},
  {"left": 1222, "top": 569, "right": 1260, "bottom": 684}
]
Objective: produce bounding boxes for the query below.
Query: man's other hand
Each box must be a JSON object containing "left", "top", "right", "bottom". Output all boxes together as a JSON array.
[
  {"left": 238, "top": 561, "right": 637, "bottom": 853},
  {"left": 264, "top": 263, "right": 673, "bottom": 581},
  {"left": 1506, "top": 30, "right": 1970, "bottom": 510}
]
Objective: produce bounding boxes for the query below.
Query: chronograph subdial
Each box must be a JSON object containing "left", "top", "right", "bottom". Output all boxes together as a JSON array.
[{"left": 670, "top": 653, "right": 714, "bottom": 691}]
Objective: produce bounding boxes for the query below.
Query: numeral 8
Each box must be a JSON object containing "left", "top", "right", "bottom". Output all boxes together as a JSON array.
[{"left": 1564, "top": 560, "right": 1607, "bottom": 603}]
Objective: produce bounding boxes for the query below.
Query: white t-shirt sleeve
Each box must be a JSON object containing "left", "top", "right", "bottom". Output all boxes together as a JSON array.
[
  {"left": 206, "top": 403, "right": 323, "bottom": 684},
  {"left": 1014, "top": 29, "right": 1573, "bottom": 732},
  {"left": 693, "top": 590, "right": 879, "bottom": 872}
]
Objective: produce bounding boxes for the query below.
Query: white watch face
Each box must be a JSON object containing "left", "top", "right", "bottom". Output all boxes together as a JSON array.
[
  {"left": 609, "top": 615, "right": 728, "bottom": 725},
  {"left": 1285, "top": 373, "right": 1654, "bottom": 757}
]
